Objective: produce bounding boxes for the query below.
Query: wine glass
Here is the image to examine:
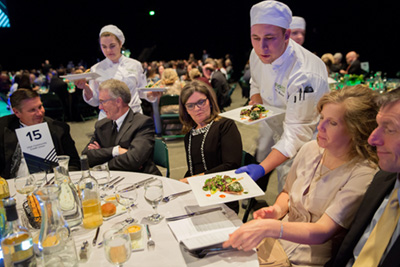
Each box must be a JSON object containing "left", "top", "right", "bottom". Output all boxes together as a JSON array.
[
  {"left": 103, "top": 227, "right": 131, "bottom": 267},
  {"left": 115, "top": 183, "right": 138, "bottom": 224},
  {"left": 144, "top": 178, "right": 164, "bottom": 222},
  {"left": 14, "top": 174, "right": 36, "bottom": 196},
  {"left": 91, "top": 162, "right": 110, "bottom": 190},
  {"left": 32, "top": 171, "right": 47, "bottom": 188}
]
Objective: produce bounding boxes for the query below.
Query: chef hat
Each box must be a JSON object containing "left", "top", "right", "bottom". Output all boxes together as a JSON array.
[
  {"left": 290, "top": 16, "right": 306, "bottom": 30},
  {"left": 250, "top": 1, "right": 292, "bottom": 29},
  {"left": 99, "top": 25, "right": 125, "bottom": 45}
]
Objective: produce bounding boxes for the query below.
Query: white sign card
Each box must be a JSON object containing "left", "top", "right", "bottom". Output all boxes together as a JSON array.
[{"left": 15, "top": 122, "right": 58, "bottom": 173}]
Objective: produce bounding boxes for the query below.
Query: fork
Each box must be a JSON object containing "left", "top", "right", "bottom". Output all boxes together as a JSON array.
[{"left": 146, "top": 224, "right": 155, "bottom": 249}]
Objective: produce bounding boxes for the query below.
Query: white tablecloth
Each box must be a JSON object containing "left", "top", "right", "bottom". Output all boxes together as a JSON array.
[{"left": 10, "top": 171, "right": 258, "bottom": 267}]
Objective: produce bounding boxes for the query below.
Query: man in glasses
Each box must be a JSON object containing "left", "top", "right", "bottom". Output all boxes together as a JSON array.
[{"left": 82, "top": 79, "right": 161, "bottom": 175}]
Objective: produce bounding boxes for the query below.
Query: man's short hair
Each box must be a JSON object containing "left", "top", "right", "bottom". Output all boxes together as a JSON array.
[
  {"left": 99, "top": 79, "right": 131, "bottom": 104},
  {"left": 377, "top": 87, "right": 400, "bottom": 108},
  {"left": 10, "top": 89, "right": 39, "bottom": 110}
]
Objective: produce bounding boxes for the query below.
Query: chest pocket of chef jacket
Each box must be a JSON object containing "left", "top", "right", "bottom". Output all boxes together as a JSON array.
[{"left": 286, "top": 85, "right": 317, "bottom": 124}]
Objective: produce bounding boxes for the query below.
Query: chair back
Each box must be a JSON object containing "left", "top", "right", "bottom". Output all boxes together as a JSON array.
[
  {"left": 153, "top": 138, "right": 170, "bottom": 177},
  {"left": 40, "top": 92, "right": 65, "bottom": 121},
  {"left": 159, "top": 94, "right": 179, "bottom": 107}
]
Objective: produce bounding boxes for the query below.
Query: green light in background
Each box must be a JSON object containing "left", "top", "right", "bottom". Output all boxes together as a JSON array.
[{"left": 149, "top": 10, "right": 155, "bottom": 16}]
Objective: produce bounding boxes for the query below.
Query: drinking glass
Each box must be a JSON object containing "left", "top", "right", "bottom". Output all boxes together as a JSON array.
[
  {"left": 103, "top": 228, "right": 131, "bottom": 267},
  {"left": 32, "top": 171, "right": 47, "bottom": 188},
  {"left": 90, "top": 162, "right": 110, "bottom": 189},
  {"left": 14, "top": 174, "right": 36, "bottom": 196},
  {"left": 115, "top": 183, "right": 138, "bottom": 224},
  {"left": 144, "top": 178, "right": 164, "bottom": 222}
]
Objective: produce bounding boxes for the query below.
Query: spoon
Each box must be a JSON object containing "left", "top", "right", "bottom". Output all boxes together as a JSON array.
[{"left": 146, "top": 224, "right": 155, "bottom": 249}]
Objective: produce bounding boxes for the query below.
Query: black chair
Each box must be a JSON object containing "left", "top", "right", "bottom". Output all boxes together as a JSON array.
[
  {"left": 159, "top": 95, "right": 184, "bottom": 139},
  {"left": 153, "top": 138, "right": 170, "bottom": 177},
  {"left": 40, "top": 92, "right": 65, "bottom": 121}
]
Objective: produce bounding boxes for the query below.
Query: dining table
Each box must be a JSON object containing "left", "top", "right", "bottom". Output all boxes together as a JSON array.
[{"left": 9, "top": 171, "right": 259, "bottom": 267}]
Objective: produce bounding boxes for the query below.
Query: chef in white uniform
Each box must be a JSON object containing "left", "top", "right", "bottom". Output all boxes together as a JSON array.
[
  {"left": 75, "top": 25, "right": 147, "bottom": 119},
  {"left": 289, "top": 16, "right": 306, "bottom": 46},
  {"left": 236, "top": 1, "right": 329, "bottom": 192}
]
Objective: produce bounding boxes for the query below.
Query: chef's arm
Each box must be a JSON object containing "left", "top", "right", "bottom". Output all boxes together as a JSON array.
[
  {"left": 249, "top": 93, "right": 262, "bottom": 105},
  {"left": 259, "top": 149, "right": 289, "bottom": 175}
]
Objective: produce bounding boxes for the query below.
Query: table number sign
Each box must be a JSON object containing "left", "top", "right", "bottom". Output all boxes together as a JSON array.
[{"left": 15, "top": 122, "right": 58, "bottom": 173}]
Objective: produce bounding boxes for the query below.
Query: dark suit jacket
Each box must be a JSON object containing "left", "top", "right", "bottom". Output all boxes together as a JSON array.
[
  {"left": 330, "top": 170, "right": 399, "bottom": 267},
  {"left": 345, "top": 59, "right": 364, "bottom": 75},
  {"left": 82, "top": 109, "right": 161, "bottom": 175},
  {"left": 0, "top": 115, "right": 80, "bottom": 179},
  {"left": 211, "top": 70, "right": 230, "bottom": 109}
]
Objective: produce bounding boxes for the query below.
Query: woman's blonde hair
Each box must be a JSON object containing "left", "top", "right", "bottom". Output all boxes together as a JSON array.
[
  {"left": 317, "top": 85, "right": 379, "bottom": 165},
  {"left": 179, "top": 80, "right": 221, "bottom": 133},
  {"left": 161, "top": 68, "right": 179, "bottom": 86}
]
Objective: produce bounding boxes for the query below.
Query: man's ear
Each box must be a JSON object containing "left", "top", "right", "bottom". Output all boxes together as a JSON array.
[
  {"left": 12, "top": 108, "right": 21, "bottom": 118},
  {"left": 284, "top": 29, "right": 291, "bottom": 40}
]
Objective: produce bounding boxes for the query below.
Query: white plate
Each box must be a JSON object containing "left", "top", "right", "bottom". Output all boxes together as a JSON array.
[
  {"left": 138, "top": 87, "right": 166, "bottom": 92},
  {"left": 187, "top": 170, "right": 264, "bottom": 207},
  {"left": 219, "top": 105, "right": 285, "bottom": 125},
  {"left": 60, "top": 72, "right": 101, "bottom": 81}
]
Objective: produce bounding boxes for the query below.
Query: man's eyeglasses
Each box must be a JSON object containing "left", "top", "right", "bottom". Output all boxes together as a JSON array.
[
  {"left": 99, "top": 98, "right": 115, "bottom": 105},
  {"left": 185, "top": 98, "right": 208, "bottom": 111}
]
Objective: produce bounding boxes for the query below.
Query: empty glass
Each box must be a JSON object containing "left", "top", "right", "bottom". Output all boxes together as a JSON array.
[
  {"left": 144, "top": 179, "right": 164, "bottom": 223},
  {"left": 90, "top": 162, "right": 110, "bottom": 189},
  {"left": 115, "top": 183, "right": 138, "bottom": 224}
]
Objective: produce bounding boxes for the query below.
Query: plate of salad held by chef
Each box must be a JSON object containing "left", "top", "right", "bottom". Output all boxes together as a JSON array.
[
  {"left": 219, "top": 104, "right": 285, "bottom": 125},
  {"left": 187, "top": 170, "right": 264, "bottom": 207}
]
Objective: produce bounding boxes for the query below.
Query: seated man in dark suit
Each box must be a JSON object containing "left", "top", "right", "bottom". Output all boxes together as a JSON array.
[
  {"left": 0, "top": 89, "right": 80, "bottom": 179},
  {"left": 82, "top": 79, "right": 161, "bottom": 175},
  {"left": 331, "top": 87, "right": 400, "bottom": 267}
]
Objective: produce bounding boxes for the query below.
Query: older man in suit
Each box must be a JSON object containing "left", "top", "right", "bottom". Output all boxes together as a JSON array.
[
  {"left": 0, "top": 89, "right": 80, "bottom": 179},
  {"left": 331, "top": 87, "right": 400, "bottom": 267},
  {"left": 82, "top": 79, "right": 160, "bottom": 175}
]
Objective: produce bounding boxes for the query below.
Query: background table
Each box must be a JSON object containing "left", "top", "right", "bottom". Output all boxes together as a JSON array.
[{"left": 10, "top": 171, "right": 258, "bottom": 267}]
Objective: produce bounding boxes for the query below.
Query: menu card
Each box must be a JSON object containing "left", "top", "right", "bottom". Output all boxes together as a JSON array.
[
  {"left": 167, "top": 210, "right": 237, "bottom": 251},
  {"left": 15, "top": 122, "right": 58, "bottom": 173}
]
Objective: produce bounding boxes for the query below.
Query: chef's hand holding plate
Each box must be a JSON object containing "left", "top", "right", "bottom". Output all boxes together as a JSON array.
[{"left": 235, "top": 164, "right": 265, "bottom": 181}]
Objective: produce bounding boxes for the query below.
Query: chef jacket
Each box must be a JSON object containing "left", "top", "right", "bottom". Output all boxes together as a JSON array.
[
  {"left": 250, "top": 39, "right": 329, "bottom": 160},
  {"left": 84, "top": 55, "right": 147, "bottom": 119}
]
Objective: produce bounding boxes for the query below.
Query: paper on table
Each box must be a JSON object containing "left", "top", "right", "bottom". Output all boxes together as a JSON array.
[{"left": 167, "top": 210, "right": 237, "bottom": 250}]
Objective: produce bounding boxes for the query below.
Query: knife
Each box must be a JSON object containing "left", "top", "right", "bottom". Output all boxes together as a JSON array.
[
  {"left": 120, "top": 177, "right": 155, "bottom": 192},
  {"left": 166, "top": 207, "right": 223, "bottom": 221},
  {"left": 92, "top": 226, "right": 100, "bottom": 247}
]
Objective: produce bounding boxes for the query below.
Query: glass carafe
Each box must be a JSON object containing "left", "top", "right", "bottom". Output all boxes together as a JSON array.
[
  {"left": 53, "top": 166, "right": 83, "bottom": 228},
  {"left": 78, "top": 155, "right": 103, "bottom": 229},
  {"left": 34, "top": 185, "right": 79, "bottom": 267}
]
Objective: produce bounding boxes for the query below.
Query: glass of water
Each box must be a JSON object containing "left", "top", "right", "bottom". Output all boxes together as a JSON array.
[
  {"left": 144, "top": 178, "right": 164, "bottom": 223},
  {"left": 103, "top": 227, "right": 131, "bottom": 267}
]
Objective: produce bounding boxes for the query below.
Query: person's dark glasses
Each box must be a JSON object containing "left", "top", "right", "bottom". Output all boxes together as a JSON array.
[{"left": 185, "top": 99, "right": 208, "bottom": 110}]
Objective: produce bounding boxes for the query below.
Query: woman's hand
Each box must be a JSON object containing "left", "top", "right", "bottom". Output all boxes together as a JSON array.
[
  {"left": 179, "top": 177, "right": 189, "bottom": 184},
  {"left": 253, "top": 206, "right": 281, "bottom": 220},
  {"left": 222, "top": 219, "right": 271, "bottom": 251}
]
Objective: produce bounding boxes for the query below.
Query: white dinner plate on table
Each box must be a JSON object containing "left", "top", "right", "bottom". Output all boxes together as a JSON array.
[
  {"left": 187, "top": 170, "right": 264, "bottom": 207},
  {"left": 219, "top": 104, "right": 285, "bottom": 125}
]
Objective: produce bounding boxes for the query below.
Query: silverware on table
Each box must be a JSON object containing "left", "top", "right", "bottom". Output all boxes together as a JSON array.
[
  {"left": 162, "top": 190, "right": 192, "bottom": 203},
  {"left": 165, "top": 207, "right": 223, "bottom": 221},
  {"left": 106, "top": 176, "right": 121, "bottom": 186},
  {"left": 106, "top": 176, "right": 125, "bottom": 190},
  {"left": 120, "top": 177, "right": 155, "bottom": 192},
  {"left": 92, "top": 226, "right": 100, "bottom": 247},
  {"left": 146, "top": 224, "right": 155, "bottom": 249}
]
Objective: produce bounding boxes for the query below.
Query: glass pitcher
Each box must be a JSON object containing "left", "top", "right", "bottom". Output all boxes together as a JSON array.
[
  {"left": 53, "top": 166, "right": 83, "bottom": 228},
  {"left": 34, "top": 185, "right": 79, "bottom": 267}
]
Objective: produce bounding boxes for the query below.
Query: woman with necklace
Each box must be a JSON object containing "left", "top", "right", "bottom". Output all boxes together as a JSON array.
[
  {"left": 178, "top": 80, "right": 242, "bottom": 213},
  {"left": 223, "top": 85, "right": 379, "bottom": 267}
]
